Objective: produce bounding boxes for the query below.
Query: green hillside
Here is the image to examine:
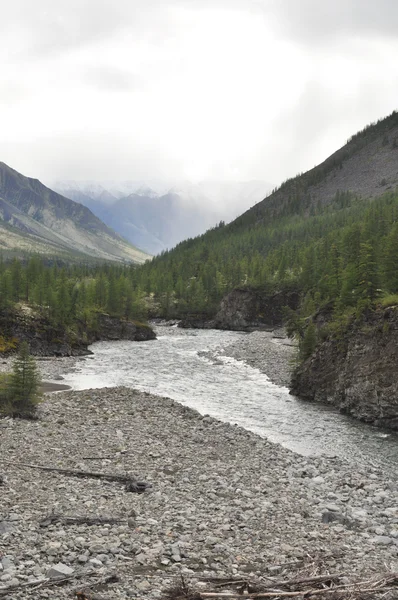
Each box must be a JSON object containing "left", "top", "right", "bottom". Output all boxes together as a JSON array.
[{"left": 130, "top": 111, "right": 398, "bottom": 335}]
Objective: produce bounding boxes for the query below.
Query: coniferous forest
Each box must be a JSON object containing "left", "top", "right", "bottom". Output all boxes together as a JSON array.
[{"left": 2, "top": 187, "right": 398, "bottom": 352}]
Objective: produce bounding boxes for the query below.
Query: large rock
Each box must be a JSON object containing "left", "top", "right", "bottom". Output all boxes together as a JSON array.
[
  {"left": 91, "top": 314, "right": 156, "bottom": 343},
  {"left": 212, "top": 287, "right": 300, "bottom": 331},
  {"left": 291, "top": 307, "right": 398, "bottom": 430}
]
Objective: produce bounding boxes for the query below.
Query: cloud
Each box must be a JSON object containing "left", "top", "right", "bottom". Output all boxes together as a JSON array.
[
  {"left": 83, "top": 66, "right": 142, "bottom": 92},
  {"left": 0, "top": 0, "right": 398, "bottom": 194},
  {"left": 265, "top": 0, "right": 398, "bottom": 45}
]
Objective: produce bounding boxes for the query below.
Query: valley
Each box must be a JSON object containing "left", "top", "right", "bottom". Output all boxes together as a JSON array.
[
  {"left": 0, "top": 162, "right": 150, "bottom": 263},
  {"left": 2, "top": 4, "right": 398, "bottom": 597},
  {"left": 2, "top": 112, "right": 398, "bottom": 430},
  {"left": 53, "top": 180, "right": 271, "bottom": 255}
]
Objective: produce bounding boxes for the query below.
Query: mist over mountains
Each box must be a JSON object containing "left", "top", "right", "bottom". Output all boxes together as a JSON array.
[{"left": 53, "top": 180, "right": 272, "bottom": 255}]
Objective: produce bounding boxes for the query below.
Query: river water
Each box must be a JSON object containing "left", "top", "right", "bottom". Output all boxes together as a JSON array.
[{"left": 62, "top": 326, "right": 398, "bottom": 475}]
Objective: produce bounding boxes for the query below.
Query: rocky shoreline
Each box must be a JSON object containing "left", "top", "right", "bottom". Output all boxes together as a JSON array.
[
  {"left": 1, "top": 386, "right": 397, "bottom": 599},
  {"left": 291, "top": 307, "right": 398, "bottom": 431},
  {"left": 0, "top": 308, "right": 156, "bottom": 358}
]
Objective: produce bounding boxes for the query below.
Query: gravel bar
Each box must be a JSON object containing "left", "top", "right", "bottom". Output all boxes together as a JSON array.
[
  {"left": 0, "top": 386, "right": 397, "bottom": 598},
  {"left": 222, "top": 329, "right": 297, "bottom": 387}
]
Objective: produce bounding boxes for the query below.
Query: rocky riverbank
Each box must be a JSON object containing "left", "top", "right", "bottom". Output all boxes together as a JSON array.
[
  {"left": 291, "top": 307, "right": 398, "bottom": 431},
  {"left": 0, "top": 307, "right": 156, "bottom": 357},
  {"left": 0, "top": 387, "right": 397, "bottom": 599}
]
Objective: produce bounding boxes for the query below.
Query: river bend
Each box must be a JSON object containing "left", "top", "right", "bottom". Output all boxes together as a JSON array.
[{"left": 61, "top": 326, "right": 398, "bottom": 475}]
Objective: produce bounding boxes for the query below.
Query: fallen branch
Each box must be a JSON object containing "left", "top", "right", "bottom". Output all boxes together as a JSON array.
[
  {"left": 0, "top": 571, "right": 117, "bottom": 597},
  {"left": 0, "top": 460, "right": 134, "bottom": 482},
  {"left": 0, "top": 460, "right": 150, "bottom": 491},
  {"left": 205, "top": 573, "right": 342, "bottom": 594},
  {"left": 198, "top": 575, "right": 398, "bottom": 598},
  {"left": 162, "top": 573, "right": 398, "bottom": 600},
  {"left": 82, "top": 456, "right": 115, "bottom": 460},
  {"left": 40, "top": 514, "right": 126, "bottom": 527}
]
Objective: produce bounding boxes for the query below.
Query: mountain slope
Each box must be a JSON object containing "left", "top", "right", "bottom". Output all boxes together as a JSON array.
[
  {"left": 234, "top": 111, "right": 398, "bottom": 228},
  {"left": 132, "top": 109, "right": 398, "bottom": 316},
  {"left": 0, "top": 162, "right": 150, "bottom": 263}
]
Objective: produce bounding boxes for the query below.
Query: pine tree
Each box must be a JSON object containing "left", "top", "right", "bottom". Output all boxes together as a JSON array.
[
  {"left": 383, "top": 222, "right": 398, "bottom": 292},
  {"left": 356, "top": 241, "right": 379, "bottom": 301},
  {"left": 300, "top": 322, "right": 317, "bottom": 360},
  {"left": 9, "top": 342, "right": 41, "bottom": 417}
]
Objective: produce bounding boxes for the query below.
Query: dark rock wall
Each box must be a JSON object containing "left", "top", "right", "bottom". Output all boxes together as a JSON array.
[
  {"left": 212, "top": 287, "right": 300, "bottom": 330},
  {"left": 0, "top": 309, "right": 155, "bottom": 357},
  {"left": 291, "top": 307, "right": 398, "bottom": 430}
]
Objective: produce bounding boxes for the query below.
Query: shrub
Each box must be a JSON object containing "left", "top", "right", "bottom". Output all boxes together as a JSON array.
[
  {"left": 380, "top": 294, "right": 398, "bottom": 308},
  {"left": 299, "top": 322, "right": 317, "bottom": 360}
]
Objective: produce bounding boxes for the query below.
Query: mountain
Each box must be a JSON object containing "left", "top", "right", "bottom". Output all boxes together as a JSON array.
[
  {"left": 127, "top": 112, "right": 398, "bottom": 313},
  {"left": 0, "top": 162, "right": 150, "bottom": 263},
  {"left": 54, "top": 180, "right": 272, "bottom": 254}
]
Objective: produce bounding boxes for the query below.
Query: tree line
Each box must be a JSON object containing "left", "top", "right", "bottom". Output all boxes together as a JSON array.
[{"left": 0, "top": 258, "right": 149, "bottom": 327}]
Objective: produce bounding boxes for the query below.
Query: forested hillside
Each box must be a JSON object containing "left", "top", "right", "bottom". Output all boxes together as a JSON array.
[
  {"left": 128, "top": 111, "right": 398, "bottom": 330},
  {"left": 0, "top": 257, "right": 150, "bottom": 354}
]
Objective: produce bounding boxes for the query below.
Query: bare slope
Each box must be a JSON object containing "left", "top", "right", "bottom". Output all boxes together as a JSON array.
[
  {"left": 235, "top": 110, "right": 398, "bottom": 226},
  {"left": 0, "top": 162, "right": 150, "bottom": 263}
]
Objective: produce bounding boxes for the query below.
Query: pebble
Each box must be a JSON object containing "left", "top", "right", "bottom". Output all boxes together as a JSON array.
[{"left": 0, "top": 384, "right": 396, "bottom": 599}]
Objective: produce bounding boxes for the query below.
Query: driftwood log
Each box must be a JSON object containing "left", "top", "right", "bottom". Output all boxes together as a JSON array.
[
  {"left": 161, "top": 572, "right": 398, "bottom": 600},
  {"left": 0, "top": 460, "right": 151, "bottom": 491},
  {"left": 40, "top": 514, "right": 126, "bottom": 527},
  {"left": 0, "top": 572, "right": 118, "bottom": 598}
]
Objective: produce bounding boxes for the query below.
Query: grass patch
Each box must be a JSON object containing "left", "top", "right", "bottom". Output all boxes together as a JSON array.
[
  {"left": 0, "top": 335, "right": 18, "bottom": 354},
  {"left": 379, "top": 294, "right": 398, "bottom": 308}
]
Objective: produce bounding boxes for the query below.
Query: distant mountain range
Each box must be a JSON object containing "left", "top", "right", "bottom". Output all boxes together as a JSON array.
[
  {"left": 53, "top": 180, "right": 272, "bottom": 255},
  {"left": 0, "top": 162, "right": 150, "bottom": 263}
]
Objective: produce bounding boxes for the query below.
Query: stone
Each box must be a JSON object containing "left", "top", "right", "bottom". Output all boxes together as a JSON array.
[
  {"left": 77, "top": 554, "right": 89, "bottom": 563},
  {"left": 47, "top": 563, "right": 74, "bottom": 579},
  {"left": 372, "top": 536, "right": 393, "bottom": 546},
  {"left": 312, "top": 476, "right": 325, "bottom": 484},
  {"left": 0, "top": 522, "right": 14, "bottom": 535},
  {"left": 88, "top": 558, "right": 103, "bottom": 567},
  {"left": 1, "top": 557, "right": 14, "bottom": 571}
]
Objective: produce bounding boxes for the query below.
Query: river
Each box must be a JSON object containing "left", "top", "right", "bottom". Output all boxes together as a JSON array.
[{"left": 61, "top": 325, "right": 398, "bottom": 475}]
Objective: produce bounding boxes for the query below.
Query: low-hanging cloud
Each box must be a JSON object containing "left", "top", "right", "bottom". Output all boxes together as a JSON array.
[{"left": 0, "top": 0, "right": 397, "bottom": 199}]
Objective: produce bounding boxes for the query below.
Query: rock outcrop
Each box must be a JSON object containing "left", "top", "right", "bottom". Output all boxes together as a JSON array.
[
  {"left": 212, "top": 287, "right": 300, "bottom": 330},
  {"left": 178, "top": 287, "right": 300, "bottom": 331},
  {"left": 91, "top": 314, "right": 156, "bottom": 343},
  {"left": 291, "top": 307, "right": 398, "bottom": 430},
  {"left": 0, "top": 308, "right": 155, "bottom": 357}
]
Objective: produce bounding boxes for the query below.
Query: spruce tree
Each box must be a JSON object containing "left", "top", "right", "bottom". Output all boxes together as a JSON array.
[{"left": 9, "top": 342, "right": 41, "bottom": 417}]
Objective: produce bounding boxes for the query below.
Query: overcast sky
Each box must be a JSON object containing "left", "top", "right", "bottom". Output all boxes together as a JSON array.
[{"left": 1, "top": 0, "right": 398, "bottom": 190}]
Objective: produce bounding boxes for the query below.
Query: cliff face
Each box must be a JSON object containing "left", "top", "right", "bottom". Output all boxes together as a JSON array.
[
  {"left": 0, "top": 309, "right": 156, "bottom": 357},
  {"left": 290, "top": 307, "right": 398, "bottom": 430},
  {"left": 212, "top": 287, "right": 300, "bottom": 330},
  {"left": 178, "top": 287, "right": 300, "bottom": 330}
]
